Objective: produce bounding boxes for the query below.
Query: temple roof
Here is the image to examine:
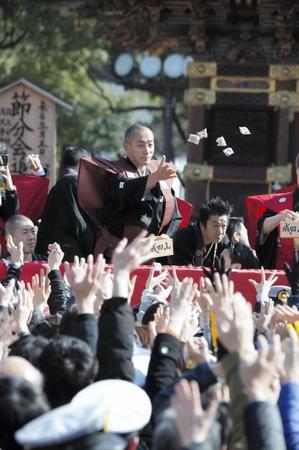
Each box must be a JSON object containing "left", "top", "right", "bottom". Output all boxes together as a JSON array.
[{"left": 48, "top": 0, "right": 299, "bottom": 64}]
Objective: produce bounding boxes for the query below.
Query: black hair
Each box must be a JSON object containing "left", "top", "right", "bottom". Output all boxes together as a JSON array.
[
  {"left": 61, "top": 145, "right": 91, "bottom": 169},
  {"left": 226, "top": 216, "right": 244, "bottom": 241},
  {"left": 9, "top": 335, "right": 48, "bottom": 367},
  {"left": 0, "top": 376, "right": 49, "bottom": 450},
  {"left": 5, "top": 214, "right": 33, "bottom": 236},
  {"left": 37, "top": 335, "right": 98, "bottom": 408},
  {"left": 197, "top": 197, "right": 233, "bottom": 227},
  {"left": 124, "top": 123, "right": 152, "bottom": 142},
  {"left": 142, "top": 302, "right": 165, "bottom": 325}
]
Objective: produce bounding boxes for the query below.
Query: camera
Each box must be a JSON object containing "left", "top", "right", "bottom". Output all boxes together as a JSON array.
[{"left": 0, "top": 142, "right": 8, "bottom": 166}]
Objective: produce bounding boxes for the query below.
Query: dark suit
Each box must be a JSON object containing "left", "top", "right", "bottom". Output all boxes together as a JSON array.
[{"left": 171, "top": 223, "right": 229, "bottom": 267}]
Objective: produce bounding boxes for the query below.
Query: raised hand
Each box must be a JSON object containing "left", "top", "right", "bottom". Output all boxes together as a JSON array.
[
  {"left": 31, "top": 268, "right": 51, "bottom": 312},
  {"left": 186, "top": 336, "right": 212, "bottom": 366},
  {"left": 279, "top": 326, "right": 299, "bottom": 384},
  {"left": 94, "top": 268, "right": 114, "bottom": 314},
  {"left": 145, "top": 265, "right": 168, "bottom": 290},
  {"left": 26, "top": 153, "right": 43, "bottom": 173},
  {"left": 47, "top": 242, "right": 64, "bottom": 271},
  {"left": 0, "top": 315, "right": 18, "bottom": 360},
  {"left": 239, "top": 334, "right": 282, "bottom": 403},
  {"left": 203, "top": 255, "right": 231, "bottom": 283},
  {"left": 146, "top": 155, "right": 176, "bottom": 188},
  {"left": 153, "top": 155, "right": 177, "bottom": 181},
  {"left": 0, "top": 161, "right": 15, "bottom": 191},
  {"left": 111, "top": 231, "right": 155, "bottom": 299},
  {"left": 274, "top": 304, "right": 299, "bottom": 323},
  {"left": 112, "top": 231, "right": 155, "bottom": 274},
  {"left": 0, "top": 279, "right": 15, "bottom": 308},
  {"left": 6, "top": 234, "right": 24, "bottom": 265},
  {"left": 253, "top": 299, "right": 275, "bottom": 333},
  {"left": 11, "top": 282, "right": 34, "bottom": 334},
  {"left": 64, "top": 254, "right": 106, "bottom": 314},
  {"left": 201, "top": 272, "right": 234, "bottom": 323},
  {"left": 217, "top": 292, "right": 255, "bottom": 354},
  {"left": 171, "top": 379, "right": 218, "bottom": 447},
  {"left": 249, "top": 266, "right": 278, "bottom": 300},
  {"left": 168, "top": 277, "right": 198, "bottom": 338},
  {"left": 154, "top": 304, "right": 170, "bottom": 334}
]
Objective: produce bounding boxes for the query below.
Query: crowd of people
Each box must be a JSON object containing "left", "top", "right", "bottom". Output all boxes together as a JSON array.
[{"left": 0, "top": 123, "right": 298, "bottom": 450}]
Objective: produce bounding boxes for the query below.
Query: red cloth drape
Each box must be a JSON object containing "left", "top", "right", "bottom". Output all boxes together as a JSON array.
[
  {"left": 0, "top": 261, "right": 288, "bottom": 307},
  {"left": 0, "top": 175, "right": 49, "bottom": 256}
]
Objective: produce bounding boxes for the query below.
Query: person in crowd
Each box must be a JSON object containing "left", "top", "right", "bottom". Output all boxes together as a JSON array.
[
  {"left": 170, "top": 196, "right": 232, "bottom": 267},
  {"left": 4, "top": 214, "right": 46, "bottom": 265},
  {"left": 225, "top": 216, "right": 260, "bottom": 269},
  {"left": 78, "top": 123, "right": 182, "bottom": 260},
  {"left": 256, "top": 151, "right": 299, "bottom": 269},
  {"left": 0, "top": 155, "right": 19, "bottom": 220},
  {"left": 0, "top": 376, "right": 49, "bottom": 450},
  {"left": 0, "top": 224, "right": 297, "bottom": 450},
  {"left": 35, "top": 145, "right": 95, "bottom": 261}
]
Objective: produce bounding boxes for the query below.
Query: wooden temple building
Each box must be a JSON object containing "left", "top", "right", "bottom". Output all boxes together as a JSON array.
[{"left": 49, "top": 0, "right": 299, "bottom": 216}]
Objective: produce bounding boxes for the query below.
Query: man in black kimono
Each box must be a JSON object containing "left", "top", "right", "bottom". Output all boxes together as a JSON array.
[
  {"left": 171, "top": 197, "right": 232, "bottom": 267},
  {"left": 78, "top": 124, "right": 182, "bottom": 259},
  {"left": 35, "top": 145, "right": 95, "bottom": 261}
]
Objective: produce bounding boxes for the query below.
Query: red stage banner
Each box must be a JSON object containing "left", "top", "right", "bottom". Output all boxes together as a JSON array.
[{"left": 0, "top": 261, "right": 288, "bottom": 307}]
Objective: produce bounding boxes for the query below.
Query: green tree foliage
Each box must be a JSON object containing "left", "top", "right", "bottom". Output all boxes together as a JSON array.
[{"left": 0, "top": 2, "right": 160, "bottom": 157}]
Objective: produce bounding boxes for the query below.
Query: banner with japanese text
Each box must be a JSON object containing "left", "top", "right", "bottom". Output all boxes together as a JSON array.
[{"left": 0, "top": 80, "right": 56, "bottom": 185}]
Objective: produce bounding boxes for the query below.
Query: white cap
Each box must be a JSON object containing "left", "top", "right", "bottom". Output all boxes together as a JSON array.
[
  {"left": 72, "top": 379, "right": 152, "bottom": 434},
  {"left": 15, "top": 380, "right": 151, "bottom": 448},
  {"left": 15, "top": 400, "right": 109, "bottom": 448}
]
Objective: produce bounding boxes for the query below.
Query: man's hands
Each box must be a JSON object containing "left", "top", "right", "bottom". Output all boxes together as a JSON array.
[
  {"left": 25, "top": 153, "right": 44, "bottom": 174},
  {"left": 47, "top": 243, "right": 64, "bottom": 271},
  {"left": 0, "top": 279, "right": 15, "bottom": 308},
  {"left": 280, "top": 326, "right": 299, "bottom": 384},
  {"left": 6, "top": 234, "right": 24, "bottom": 266},
  {"left": 0, "top": 160, "right": 15, "bottom": 191},
  {"left": 168, "top": 277, "right": 197, "bottom": 338},
  {"left": 253, "top": 300, "right": 275, "bottom": 333},
  {"left": 112, "top": 231, "right": 155, "bottom": 299},
  {"left": 146, "top": 155, "right": 176, "bottom": 188},
  {"left": 248, "top": 266, "right": 278, "bottom": 301},
  {"left": 11, "top": 282, "right": 34, "bottom": 335},
  {"left": 171, "top": 379, "right": 218, "bottom": 447},
  {"left": 240, "top": 334, "right": 282, "bottom": 403},
  {"left": 64, "top": 254, "right": 106, "bottom": 314},
  {"left": 31, "top": 269, "right": 51, "bottom": 313}
]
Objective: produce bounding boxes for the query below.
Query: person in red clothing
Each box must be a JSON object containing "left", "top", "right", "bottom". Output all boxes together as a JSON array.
[{"left": 256, "top": 153, "right": 299, "bottom": 269}]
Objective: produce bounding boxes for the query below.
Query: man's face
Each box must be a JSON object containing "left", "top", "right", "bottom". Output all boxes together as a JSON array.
[
  {"left": 123, "top": 128, "right": 154, "bottom": 170},
  {"left": 12, "top": 219, "right": 37, "bottom": 254},
  {"left": 296, "top": 165, "right": 299, "bottom": 185},
  {"left": 202, "top": 214, "right": 228, "bottom": 244},
  {"left": 235, "top": 223, "right": 249, "bottom": 246}
]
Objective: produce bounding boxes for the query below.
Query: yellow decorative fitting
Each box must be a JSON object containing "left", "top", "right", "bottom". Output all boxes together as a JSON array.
[
  {"left": 266, "top": 164, "right": 292, "bottom": 183},
  {"left": 184, "top": 88, "right": 216, "bottom": 106},
  {"left": 270, "top": 65, "right": 299, "bottom": 79},
  {"left": 187, "top": 62, "right": 217, "bottom": 78},
  {"left": 183, "top": 163, "right": 214, "bottom": 181}
]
